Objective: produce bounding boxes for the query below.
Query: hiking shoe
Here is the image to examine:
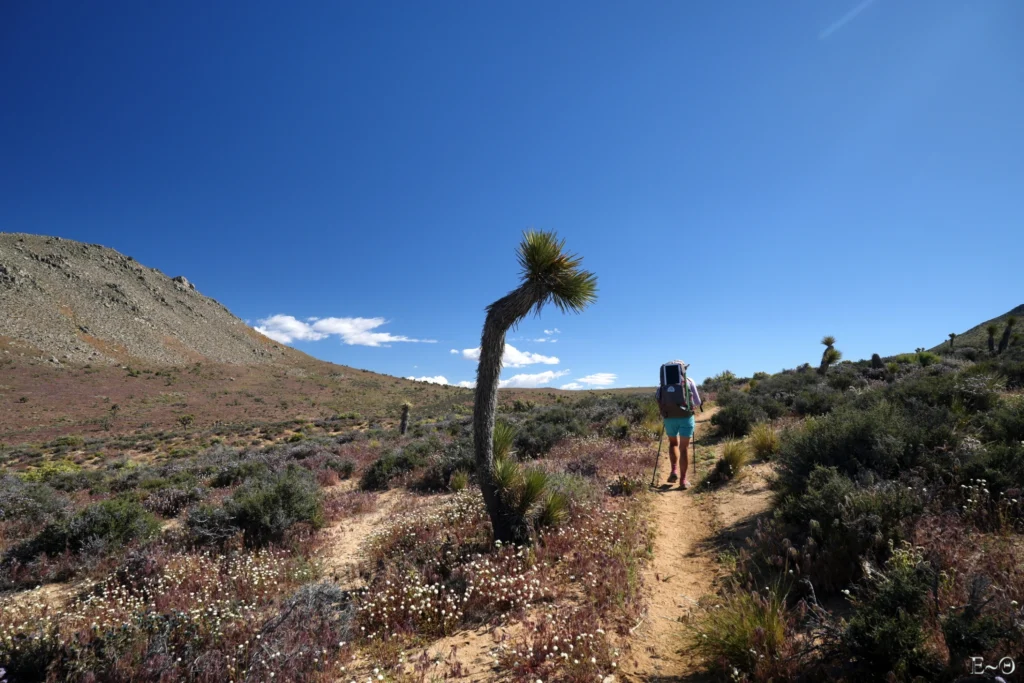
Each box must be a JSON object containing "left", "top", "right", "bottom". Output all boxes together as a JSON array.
[
  {"left": 667, "top": 472, "right": 678, "bottom": 484},
  {"left": 681, "top": 479, "right": 691, "bottom": 490}
]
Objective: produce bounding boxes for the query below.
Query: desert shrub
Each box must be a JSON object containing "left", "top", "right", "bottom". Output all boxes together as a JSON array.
[
  {"left": 793, "top": 385, "right": 839, "bottom": 416},
  {"left": 842, "top": 544, "right": 939, "bottom": 680},
  {"left": 14, "top": 498, "right": 160, "bottom": 560},
  {"left": 916, "top": 351, "right": 941, "bottom": 367},
  {"left": 258, "top": 581, "right": 354, "bottom": 663},
  {"left": 749, "top": 423, "right": 780, "bottom": 460},
  {"left": 980, "top": 397, "right": 1024, "bottom": 444},
  {"left": 210, "top": 459, "right": 271, "bottom": 488},
  {"left": 0, "top": 623, "right": 63, "bottom": 683},
  {"left": 514, "top": 406, "right": 589, "bottom": 458},
  {"left": 604, "top": 414, "right": 630, "bottom": 440},
  {"left": 18, "top": 459, "right": 80, "bottom": 483},
  {"left": 143, "top": 486, "right": 205, "bottom": 517},
  {"left": 361, "top": 448, "right": 428, "bottom": 491},
  {"left": 184, "top": 503, "right": 238, "bottom": 547},
  {"left": 712, "top": 400, "right": 765, "bottom": 438},
  {"left": 690, "top": 583, "right": 800, "bottom": 681},
  {"left": 775, "top": 401, "right": 938, "bottom": 499},
  {"left": 414, "top": 437, "right": 474, "bottom": 491},
  {"left": 224, "top": 466, "right": 324, "bottom": 547},
  {"left": 0, "top": 476, "right": 70, "bottom": 526},
  {"left": 941, "top": 576, "right": 1013, "bottom": 675},
  {"left": 781, "top": 467, "right": 922, "bottom": 590},
  {"left": 952, "top": 373, "right": 1004, "bottom": 413}
]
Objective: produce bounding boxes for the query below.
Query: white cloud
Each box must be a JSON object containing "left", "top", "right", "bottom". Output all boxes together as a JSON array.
[
  {"left": 499, "top": 369, "right": 570, "bottom": 389},
  {"left": 254, "top": 315, "right": 435, "bottom": 347},
  {"left": 255, "top": 315, "right": 329, "bottom": 344},
  {"left": 530, "top": 338, "right": 550, "bottom": 343},
  {"left": 456, "top": 380, "right": 475, "bottom": 388},
  {"left": 544, "top": 328, "right": 561, "bottom": 335},
  {"left": 406, "top": 375, "right": 448, "bottom": 385},
  {"left": 450, "top": 349, "right": 459, "bottom": 354},
  {"left": 457, "top": 344, "right": 559, "bottom": 368},
  {"left": 560, "top": 373, "right": 617, "bottom": 390}
]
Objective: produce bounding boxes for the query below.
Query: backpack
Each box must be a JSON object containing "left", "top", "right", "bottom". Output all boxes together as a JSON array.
[{"left": 657, "top": 361, "right": 694, "bottom": 419}]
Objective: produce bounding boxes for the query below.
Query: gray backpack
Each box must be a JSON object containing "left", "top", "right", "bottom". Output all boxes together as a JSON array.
[{"left": 657, "top": 361, "right": 694, "bottom": 419}]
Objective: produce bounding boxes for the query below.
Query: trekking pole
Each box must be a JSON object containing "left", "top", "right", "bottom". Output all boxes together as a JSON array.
[{"left": 650, "top": 427, "right": 664, "bottom": 488}]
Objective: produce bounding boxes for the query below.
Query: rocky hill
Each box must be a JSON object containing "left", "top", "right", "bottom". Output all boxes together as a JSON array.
[{"left": 0, "top": 232, "right": 285, "bottom": 366}]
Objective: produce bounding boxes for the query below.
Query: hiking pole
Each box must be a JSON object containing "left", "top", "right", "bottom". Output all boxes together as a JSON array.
[{"left": 650, "top": 427, "right": 664, "bottom": 488}]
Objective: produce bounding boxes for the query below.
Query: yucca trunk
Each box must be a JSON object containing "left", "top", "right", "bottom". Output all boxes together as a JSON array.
[
  {"left": 998, "top": 322, "right": 1014, "bottom": 354},
  {"left": 473, "top": 287, "right": 535, "bottom": 545},
  {"left": 988, "top": 331, "right": 996, "bottom": 354},
  {"left": 399, "top": 404, "right": 410, "bottom": 436}
]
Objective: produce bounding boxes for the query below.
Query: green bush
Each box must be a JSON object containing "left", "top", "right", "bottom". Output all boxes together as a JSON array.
[
  {"left": 360, "top": 447, "right": 429, "bottom": 491},
  {"left": 414, "top": 440, "right": 475, "bottom": 492},
  {"left": 781, "top": 467, "right": 922, "bottom": 590},
  {"left": 15, "top": 498, "right": 159, "bottom": 559},
  {"left": 712, "top": 400, "right": 764, "bottom": 438},
  {"left": 225, "top": 466, "right": 324, "bottom": 547},
  {"left": 775, "top": 401, "right": 937, "bottom": 499},
  {"left": 793, "top": 385, "right": 839, "bottom": 416},
  {"left": 514, "top": 406, "right": 588, "bottom": 457},
  {"left": 842, "top": 544, "right": 939, "bottom": 680},
  {"left": 0, "top": 476, "right": 70, "bottom": 525}
]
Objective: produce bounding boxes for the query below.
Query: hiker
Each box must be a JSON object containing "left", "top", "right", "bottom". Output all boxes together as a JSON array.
[{"left": 655, "top": 360, "right": 702, "bottom": 488}]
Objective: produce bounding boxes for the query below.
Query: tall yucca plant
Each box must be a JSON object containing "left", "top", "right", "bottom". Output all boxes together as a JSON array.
[
  {"left": 986, "top": 324, "right": 998, "bottom": 354},
  {"left": 998, "top": 317, "right": 1017, "bottom": 355},
  {"left": 818, "top": 336, "right": 841, "bottom": 375},
  {"left": 473, "top": 230, "right": 597, "bottom": 544}
]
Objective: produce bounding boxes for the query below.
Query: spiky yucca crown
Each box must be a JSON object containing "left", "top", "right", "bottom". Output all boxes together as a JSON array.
[{"left": 516, "top": 230, "right": 598, "bottom": 316}]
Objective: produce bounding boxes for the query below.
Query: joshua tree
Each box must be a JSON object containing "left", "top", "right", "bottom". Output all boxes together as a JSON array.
[
  {"left": 473, "top": 230, "right": 597, "bottom": 544},
  {"left": 948, "top": 333, "right": 956, "bottom": 349},
  {"left": 987, "top": 324, "right": 998, "bottom": 354},
  {"left": 399, "top": 402, "right": 411, "bottom": 436},
  {"left": 818, "top": 336, "right": 842, "bottom": 375},
  {"left": 871, "top": 353, "right": 884, "bottom": 369},
  {"left": 998, "top": 317, "right": 1017, "bottom": 354}
]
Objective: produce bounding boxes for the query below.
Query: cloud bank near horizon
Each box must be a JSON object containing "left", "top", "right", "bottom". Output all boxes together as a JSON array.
[{"left": 255, "top": 314, "right": 435, "bottom": 347}]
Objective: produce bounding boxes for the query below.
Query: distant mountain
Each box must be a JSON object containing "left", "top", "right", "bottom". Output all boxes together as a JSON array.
[
  {"left": 0, "top": 233, "right": 599, "bottom": 443},
  {"left": 930, "top": 304, "right": 1024, "bottom": 353},
  {"left": 0, "top": 232, "right": 289, "bottom": 365}
]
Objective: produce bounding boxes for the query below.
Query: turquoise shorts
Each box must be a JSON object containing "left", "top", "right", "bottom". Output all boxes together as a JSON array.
[{"left": 664, "top": 416, "right": 695, "bottom": 438}]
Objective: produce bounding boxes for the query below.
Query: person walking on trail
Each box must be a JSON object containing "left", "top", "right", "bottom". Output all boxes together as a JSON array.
[{"left": 655, "top": 360, "right": 702, "bottom": 489}]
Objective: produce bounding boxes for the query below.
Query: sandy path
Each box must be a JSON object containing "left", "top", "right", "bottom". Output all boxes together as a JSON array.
[
  {"left": 320, "top": 488, "right": 404, "bottom": 588},
  {"left": 623, "top": 408, "right": 775, "bottom": 682}
]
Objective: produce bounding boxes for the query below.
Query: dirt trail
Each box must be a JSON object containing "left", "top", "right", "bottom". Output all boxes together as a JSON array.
[
  {"left": 320, "top": 488, "right": 404, "bottom": 588},
  {"left": 623, "top": 408, "right": 775, "bottom": 682}
]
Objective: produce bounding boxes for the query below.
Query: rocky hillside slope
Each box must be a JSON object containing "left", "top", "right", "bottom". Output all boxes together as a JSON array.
[{"left": 0, "top": 233, "right": 285, "bottom": 365}]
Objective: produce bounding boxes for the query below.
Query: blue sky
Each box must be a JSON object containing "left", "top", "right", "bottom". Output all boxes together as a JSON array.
[{"left": 2, "top": 1, "right": 1022, "bottom": 389}]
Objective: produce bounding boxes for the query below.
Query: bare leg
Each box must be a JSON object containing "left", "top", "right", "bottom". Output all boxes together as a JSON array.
[
  {"left": 678, "top": 436, "right": 691, "bottom": 482},
  {"left": 668, "top": 436, "right": 680, "bottom": 476}
]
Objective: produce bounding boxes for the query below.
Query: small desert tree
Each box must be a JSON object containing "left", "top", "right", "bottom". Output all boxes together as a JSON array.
[
  {"left": 948, "top": 332, "right": 956, "bottom": 348},
  {"left": 818, "top": 336, "right": 842, "bottom": 375},
  {"left": 998, "top": 317, "right": 1017, "bottom": 354},
  {"left": 986, "top": 324, "right": 998, "bottom": 354},
  {"left": 472, "top": 230, "right": 597, "bottom": 544}
]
